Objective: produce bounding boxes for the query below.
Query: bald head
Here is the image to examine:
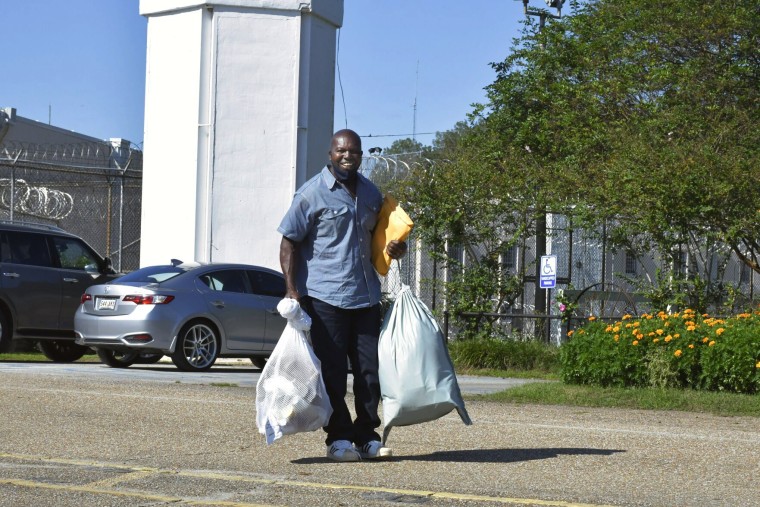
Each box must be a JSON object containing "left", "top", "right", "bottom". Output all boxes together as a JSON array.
[{"left": 332, "top": 129, "right": 362, "bottom": 149}]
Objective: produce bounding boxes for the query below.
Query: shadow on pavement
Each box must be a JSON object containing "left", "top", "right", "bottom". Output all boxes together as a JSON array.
[{"left": 292, "top": 447, "right": 626, "bottom": 464}]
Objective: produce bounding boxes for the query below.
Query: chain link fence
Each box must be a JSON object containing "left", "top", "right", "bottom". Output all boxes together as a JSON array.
[
  {"left": 0, "top": 141, "right": 142, "bottom": 272},
  {"left": 363, "top": 153, "right": 760, "bottom": 343}
]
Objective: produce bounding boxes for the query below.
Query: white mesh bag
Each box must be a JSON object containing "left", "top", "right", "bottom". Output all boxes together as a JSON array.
[{"left": 255, "top": 298, "right": 332, "bottom": 444}]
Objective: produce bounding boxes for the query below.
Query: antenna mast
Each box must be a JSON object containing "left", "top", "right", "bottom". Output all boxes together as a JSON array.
[{"left": 413, "top": 60, "right": 419, "bottom": 141}]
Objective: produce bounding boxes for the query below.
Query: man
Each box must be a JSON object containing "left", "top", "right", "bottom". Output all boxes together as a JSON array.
[{"left": 278, "top": 129, "right": 407, "bottom": 461}]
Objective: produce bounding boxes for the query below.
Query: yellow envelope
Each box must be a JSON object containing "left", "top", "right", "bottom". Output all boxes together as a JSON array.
[{"left": 372, "top": 195, "right": 414, "bottom": 276}]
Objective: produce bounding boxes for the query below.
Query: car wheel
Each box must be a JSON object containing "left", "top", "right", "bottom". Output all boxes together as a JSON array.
[
  {"left": 0, "top": 311, "right": 11, "bottom": 353},
  {"left": 136, "top": 353, "right": 164, "bottom": 364},
  {"left": 170, "top": 320, "right": 219, "bottom": 372},
  {"left": 38, "top": 340, "right": 89, "bottom": 362},
  {"left": 96, "top": 348, "right": 139, "bottom": 368},
  {"left": 249, "top": 356, "right": 267, "bottom": 369}
]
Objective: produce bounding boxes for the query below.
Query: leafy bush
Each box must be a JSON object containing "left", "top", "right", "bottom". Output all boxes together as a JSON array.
[
  {"left": 449, "top": 337, "right": 559, "bottom": 372},
  {"left": 560, "top": 309, "right": 760, "bottom": 394}
]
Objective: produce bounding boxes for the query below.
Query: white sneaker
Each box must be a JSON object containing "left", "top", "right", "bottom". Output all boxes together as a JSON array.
[
  {"left": 326, "top": 440, "right": 361, "bottom": 462},
  {"left": 356, "top": 440, "right": 392, "bottom": 459}
]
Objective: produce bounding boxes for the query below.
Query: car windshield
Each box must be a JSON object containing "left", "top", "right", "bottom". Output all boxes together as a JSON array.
[{"left": 116, "top": 265, "right": 191, "bottom": 284}]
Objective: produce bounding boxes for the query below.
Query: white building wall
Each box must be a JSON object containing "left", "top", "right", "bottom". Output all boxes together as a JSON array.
[
  {"left": 139, "top": 0, "right": 342, "bottom": 269},
  {"left": 140, "top": 8, "right": 205, "bottom": 267}
]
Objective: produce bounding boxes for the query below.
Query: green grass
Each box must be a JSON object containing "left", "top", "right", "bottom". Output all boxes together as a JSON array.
[
  {"left": 0, "top": 351, "right": 100, "bottom": 363},
  {"left": 477, "top": 380, "right": 760, "bottom": 417}
]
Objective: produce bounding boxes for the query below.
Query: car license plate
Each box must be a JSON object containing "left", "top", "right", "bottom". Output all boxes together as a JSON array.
[{"left": 96, "top": 298, "right": 117, "bottom": 311}]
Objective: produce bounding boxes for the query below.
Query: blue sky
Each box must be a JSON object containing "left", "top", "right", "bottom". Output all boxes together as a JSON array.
[{"left": 2, "top": 1, "right": 529, "bottom": 150}]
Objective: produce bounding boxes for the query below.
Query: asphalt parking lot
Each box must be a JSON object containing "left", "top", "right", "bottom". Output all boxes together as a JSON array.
[{"left": 1, "top": 362, "right": 759, "bottom": 507}]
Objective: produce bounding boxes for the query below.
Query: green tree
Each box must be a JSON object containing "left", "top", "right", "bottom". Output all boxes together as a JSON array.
[
  {"left": 483, "top": 0, "right": 759, "bottom": 274},
  {"left": 398, "top": 0, "right": 759, "bottom": 326},
  {"left": 384, "top": 137, "right": 427, "bottom": 155}
]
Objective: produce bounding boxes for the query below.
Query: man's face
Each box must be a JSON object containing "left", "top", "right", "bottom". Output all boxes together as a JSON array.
[{"left": 329, "top": 134, "right": 363, "bottom": 173}]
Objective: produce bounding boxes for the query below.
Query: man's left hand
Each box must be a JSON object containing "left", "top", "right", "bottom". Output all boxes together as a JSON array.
[{"left": 386, "top": 240, "right": 408, "bottom": 260}]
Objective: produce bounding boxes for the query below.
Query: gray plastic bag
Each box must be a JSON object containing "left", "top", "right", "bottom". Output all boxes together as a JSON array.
[{"left": 378, "top": 285, "right": 472, "bottom": 444}]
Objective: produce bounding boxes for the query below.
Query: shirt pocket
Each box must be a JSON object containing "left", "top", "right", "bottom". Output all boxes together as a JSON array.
[{"left": 316, "top": 206, "right": 351, "bottom": 259}]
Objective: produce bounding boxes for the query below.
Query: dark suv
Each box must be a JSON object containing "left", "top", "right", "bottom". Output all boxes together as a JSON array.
[{"left": 0, "top": 221, "right": 118, "bottom": 361}]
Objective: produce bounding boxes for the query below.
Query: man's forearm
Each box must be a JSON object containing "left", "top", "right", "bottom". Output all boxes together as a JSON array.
[{"left": 279, "top": 236, "right": 300, "bottom": 299}]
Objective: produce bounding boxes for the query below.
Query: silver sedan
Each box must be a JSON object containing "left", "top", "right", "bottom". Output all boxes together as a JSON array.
[{"left": 75, "top": 260, "right": 287, "bottom": 372}]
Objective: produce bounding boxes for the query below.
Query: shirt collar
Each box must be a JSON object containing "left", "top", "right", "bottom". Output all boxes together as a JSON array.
[
  {"left": 321, "top": 165, "right": 339, "bottom": 189},
  {"left": 321, "top": 165, "right": 365, "bottom": 192}
]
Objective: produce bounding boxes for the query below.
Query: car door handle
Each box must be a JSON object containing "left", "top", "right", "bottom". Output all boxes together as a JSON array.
[
  {"left": 211, "top": 300, "right": 225, "bottom": 308},
  {"left": 63, "top": 278, "right": 80, "bottom": 283},
  {"left": 2, "top": 272, "right": 19, "bottom": 278}
]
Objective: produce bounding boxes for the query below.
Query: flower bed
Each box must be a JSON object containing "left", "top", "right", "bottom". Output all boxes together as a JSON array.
[{"left": 560, "top": 309, "right": 760, "bottom": 394}]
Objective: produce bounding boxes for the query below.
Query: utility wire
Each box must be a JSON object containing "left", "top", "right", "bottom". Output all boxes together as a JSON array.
[
  {"left": 336, "top": 28, "right": 348, "bottom": 129},
  {"left": 360, "top": 132, "right": 436, "bottom": 138}
]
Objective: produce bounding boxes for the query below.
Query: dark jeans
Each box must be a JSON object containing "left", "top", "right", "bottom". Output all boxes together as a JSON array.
[{"left": 300, "top": 296, "right": 382, "bottom": 446}]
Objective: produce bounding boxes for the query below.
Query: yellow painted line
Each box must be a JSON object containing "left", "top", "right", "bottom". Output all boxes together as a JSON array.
[
  {"left": 83, "top": 469, "right": 155, "bottom": 489},
  {"left": 0, "top": 478, "right": 279, "bottom": 507},
  {"left": 0, "top": 452, "right": 617, "bottom": 507}
]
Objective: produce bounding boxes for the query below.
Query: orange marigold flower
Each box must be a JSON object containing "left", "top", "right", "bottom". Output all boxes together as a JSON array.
[
  {"left": 709, "top": 341, "right": 716, "bottom": 347},
  {"left": 625, "top": 323, "right": 633, "bottom": 328},
  {"left": 653, "top": 338, "right": 660, "bottom": 344},
  {"left": 588, "top": 316, "right": 596, "bottom": 321},
  {"left": 648, "top": 332, "right": 655, "bottom": 337},
  {"left": 756, "top": 361, "right": 760, "bottom": 368},
  {"left": 567, "top": 330, "right": 574, "bottom": 337},
  {"left": 605, "top": 326, "right": 614, "bottom": 332},
  {"left": 688, "top": 344, "right": 695, "bottom": 349},
  {"left": 664, "top": 335, "right": 673, "bottom": 343},
  {"left": 622, "top": 314, "right": 632, "bottom": 320},
  {"left": 633, "top": 322, "right": 640, "bottom": 328},
  {"left": 716, "top": 328, "right": 725, "bottom": 336},
  {"left": 613, "top": 326, "right": 620, "bottom": 332},
  {"left": 702, "top": 337, "right": 709, "bottom": 343},
  {"left": 687, "top": 325, "right": 696, "bottom": 332},
  {"left": 674, "top": 350, "right": 682, "bottom": 357},
  {"left": 614, "top": 335, "right": 619, "bottom": 342},
  {"left": 656, "top": 329, "right": 664, "bottom": 336},
  {"left": 632, "top": 340, "right": 639, "bottom": 346},
  {"left": 673, "top": 333, "right": 680, "bottom": 338},
  {"left": 646, "top": 314, "right": 653, "bottom": 320}
]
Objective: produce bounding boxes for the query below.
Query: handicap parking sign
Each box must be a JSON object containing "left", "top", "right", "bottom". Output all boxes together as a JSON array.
[{"left": 540, "top": 255, "right": 557, "bottom": 289}]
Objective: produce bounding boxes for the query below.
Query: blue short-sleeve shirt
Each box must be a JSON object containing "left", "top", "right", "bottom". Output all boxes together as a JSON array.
[{"left": 277, "top": 166, "right": 383, "bottom": 309}]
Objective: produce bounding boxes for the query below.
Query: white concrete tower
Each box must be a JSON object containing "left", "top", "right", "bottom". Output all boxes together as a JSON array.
[{"left": 138, "top": 0, "right": 343, "bottom": 269}]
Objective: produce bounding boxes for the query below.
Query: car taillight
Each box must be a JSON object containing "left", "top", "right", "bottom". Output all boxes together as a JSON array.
[
  {"left": 81, "top": 293, "right": 92, "bottom": 304},
  {"left": 122, "top": 295, "right": 175, "bottom": 305}
]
